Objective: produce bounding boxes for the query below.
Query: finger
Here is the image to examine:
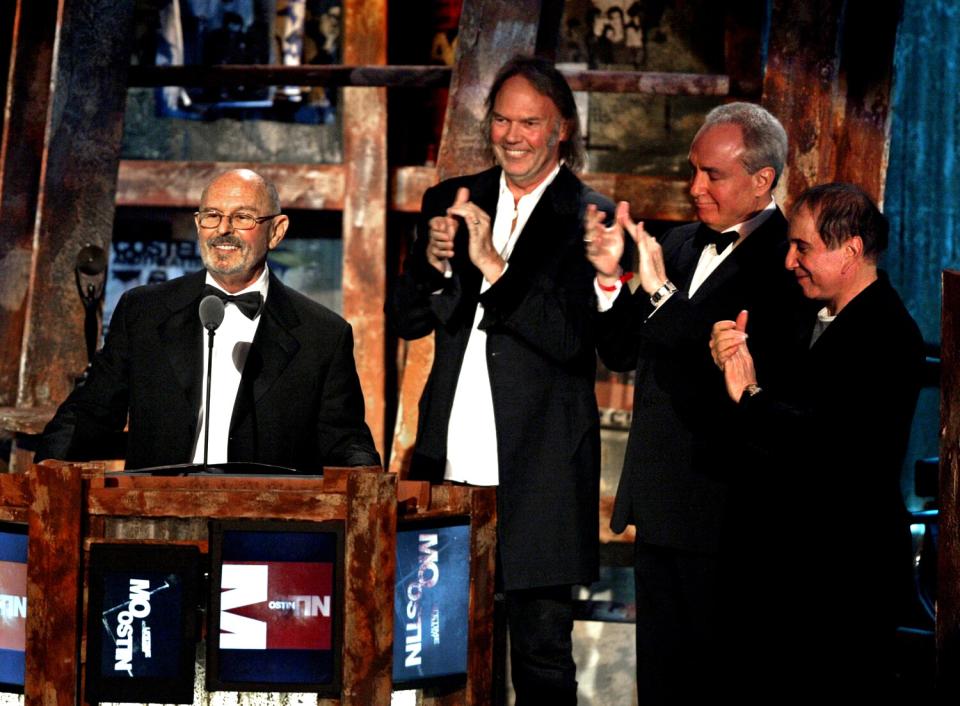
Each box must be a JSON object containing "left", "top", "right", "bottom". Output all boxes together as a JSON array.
[
  {"left": 711, "top": 320, "right": 737, "bottom": 335},
  {"left": 615, "top": 201, "right": 635, "bottom": 228},
  {"left": 735, "top": 310, "right": 749, "bottom": 333},
  {"left": 447, "top": 204, "right": 487, "bottom": 228},
  {"left": 453, "top": 187, "right": 470, "bottom": 208}
]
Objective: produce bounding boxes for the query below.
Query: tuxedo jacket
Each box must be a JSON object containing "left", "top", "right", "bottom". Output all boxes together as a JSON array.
[
  {"left": 37, "top": 270, "right": 379, "bottom": 471},
  {"left": 597, "top": 210, "right": 809, "bottom": 553},
  {"left": 390, "top": 166, "right": 614, "bottom": 591}
]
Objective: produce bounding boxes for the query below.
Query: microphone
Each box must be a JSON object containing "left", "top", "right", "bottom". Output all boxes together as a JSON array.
[
  {"left": 199, "top": 294, "right": 225, "bottom": 331},
  {"left": 198, "top": 295, "right": 225, "bottom": 470}
]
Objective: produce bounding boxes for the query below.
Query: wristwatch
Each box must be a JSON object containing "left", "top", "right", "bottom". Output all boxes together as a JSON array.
[
  {"left": 743, "top": 383, "right": 763, "bottom": 398},
  {"left": 650, "top": 280, "right": 677, "bottom": 306}
]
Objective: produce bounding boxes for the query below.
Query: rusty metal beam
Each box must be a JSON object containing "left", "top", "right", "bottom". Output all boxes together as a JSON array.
[
  {"left": 127, "top": 63, "right": 730, "bottom": 97},
  {"left": 723, "top": 1, "right": 765, "bottom": 99},
  {"left": 564, "top": 70, "right": 729, "bottom": 96},
  {"left": 940, "top": 269, "right": 960, "bottom": 696},
  {"left": 762, "top": 0, "right": 901, "bottom": 208},
  {"left": 128, "top": 64, "right": 452, "bottom": 88},
  {"left": 832, "top": 0, "right": 904, "bottom": 206},
  {"left": 116, "top": 162, "right": 695, "bottom": 223},
  {"left": 0, "top": 0, "right": 59, "bottom": 406},
  {"left": 16, "top": 0, "right": 137, "bottom": 408},
  {"left": 342, "top": 0, "right": 388, "bottom": 456},
  {"left": 389, "top": 0, "right": 544, "bottom": 476},
  {"left": 116, "top": 160, "right": 346, "bottom": 210}
]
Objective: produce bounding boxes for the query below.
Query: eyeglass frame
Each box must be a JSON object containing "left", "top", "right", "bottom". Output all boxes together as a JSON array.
[{"left": 194, "top": 210, "right": 282, "bottom": 231}]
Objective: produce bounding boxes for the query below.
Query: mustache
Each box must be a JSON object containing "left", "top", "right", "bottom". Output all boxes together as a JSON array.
[{"left": 207, "top": 235, "right": 244, "bottom": 248}]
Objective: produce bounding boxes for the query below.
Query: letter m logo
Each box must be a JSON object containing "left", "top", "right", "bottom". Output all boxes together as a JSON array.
[{"left": 220, "top": 564, "right": 268, "bottom": 649}]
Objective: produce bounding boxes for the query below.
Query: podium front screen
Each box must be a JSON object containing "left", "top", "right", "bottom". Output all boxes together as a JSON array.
[
  {"left": 392, "top": 518, "right": 470, "bottom": 687},
  {"left": 84, "top": 543, "right": 200, "bottom": 704},
  {"left": 207, "top": 520, "right": 344, "bottom": 695}
]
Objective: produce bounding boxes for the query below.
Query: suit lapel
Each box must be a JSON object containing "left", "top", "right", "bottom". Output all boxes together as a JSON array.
[
  {"left": 503, "top": 166, "right": 578, "bottom": 270},
  {"left": 230, "top": 273, "right": 300, "bottom": 429},
  {"left": 156, "top": 270, "right": 206, "bottom": 412},
  {"left": 688, "top": 209, "right": 787, "bottom": 302},
  {"left": 671, "top": 225, "right": 708, "bottom": 294}
]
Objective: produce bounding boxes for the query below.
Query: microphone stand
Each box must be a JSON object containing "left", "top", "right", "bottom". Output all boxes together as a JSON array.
[
  {"left": 198, "top": 294, "right": 224, "bottom": 473},
  {"left": 203, "top": 325, "right": 215, "bottom": 473}
]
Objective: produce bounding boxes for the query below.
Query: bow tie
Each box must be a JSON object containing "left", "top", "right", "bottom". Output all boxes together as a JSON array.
[
  {"left": 694, "top": 226, "right": 738, "bottom": 255},
  {"left": 203, "top": 285, "right": 263, "bottom": 319}
]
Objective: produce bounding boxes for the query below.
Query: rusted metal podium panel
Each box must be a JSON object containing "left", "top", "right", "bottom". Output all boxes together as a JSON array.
[
  {"left": 939, "top": 269, "right": 960, "bottom": 696},
  {"left": 9, "top": 464, "right": 396, "bottom": 706},
  {"left": 86, "top": 466, "right": 397, "bottom": 706},
  {"left": 24, "top": 463, "right": 84, "bottom": 706}
]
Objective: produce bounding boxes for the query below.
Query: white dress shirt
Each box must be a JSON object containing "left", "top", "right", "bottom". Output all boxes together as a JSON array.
[
  {"left": 443, "top": 165, "right": 561, "bottom": 485},
  {"left": 191, "top": 267, "right": 269, "bottom": 464},
  {"left": 595, "top": 198, "right": 777, "bottom": 310}
]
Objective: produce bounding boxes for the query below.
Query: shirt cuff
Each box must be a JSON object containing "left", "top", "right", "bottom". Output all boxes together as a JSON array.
[{"left": 595, "top": 277, "right": 622, "bottom": 311}]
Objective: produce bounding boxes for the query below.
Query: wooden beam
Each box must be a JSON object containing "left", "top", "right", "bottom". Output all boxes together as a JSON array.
[
  {"left": 342, "top": 0, "right": 389, "bottom": 456},
  {"left": 0, "top": 0, "right": 59, "bottom": 406},
  {"left": 389, "top": 0, "right": 544, "bottom": 475},
  {"left": 16, "top": 0, "right": 137, "bottom": 408},
  {"left": 940, "top": 269, "right": 960, "bottom": 695}
]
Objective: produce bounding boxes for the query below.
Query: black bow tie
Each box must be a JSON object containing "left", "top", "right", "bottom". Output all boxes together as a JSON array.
[
  {"left": 203, "top": 285, "right": 263, "bottom": 320},
  {"left": 694, "top": 226, "right": 738, "bottom": 255}
]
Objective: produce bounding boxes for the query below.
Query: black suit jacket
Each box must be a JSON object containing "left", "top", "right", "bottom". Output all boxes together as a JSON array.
[
  {"left": 37, "top": 270, "right": 379, "bottom": 471},
  {"left": 739, "top": 272, "right": 923, "bottom": 607},
  {"left": 597, "top": 210, "right": 809, "bottom": 553},
  {"left": 390, "top": 166, "right": 614, "bottom": 591},
  {"left": 734, "top": 273, "right": 924, "bottom": 690}
]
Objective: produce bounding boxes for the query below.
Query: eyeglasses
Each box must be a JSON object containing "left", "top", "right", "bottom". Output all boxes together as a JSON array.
[{"left": 195, "top": 211, "right": 281, "bottom": 230}]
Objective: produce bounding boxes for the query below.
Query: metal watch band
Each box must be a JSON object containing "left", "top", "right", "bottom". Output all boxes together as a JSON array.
[{"left": 650, "top": 280, "right": 677, "bottom": 306}]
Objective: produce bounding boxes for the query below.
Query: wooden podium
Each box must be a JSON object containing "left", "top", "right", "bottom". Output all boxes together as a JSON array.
[{"left": 0, "top": 463, "right": 497, "bottom": 706}]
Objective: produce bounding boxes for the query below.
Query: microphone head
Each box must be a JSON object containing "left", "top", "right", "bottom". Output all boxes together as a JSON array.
[
  {"left": 199, "top": 294, "right": 225, "bottom": 331},
  {"left": 76, "top": 244, "right": 107, "bottom": 276}
]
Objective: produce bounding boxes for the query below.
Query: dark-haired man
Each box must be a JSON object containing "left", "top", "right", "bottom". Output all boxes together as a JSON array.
[
  {"left": 390, "top": 56, "right": 613, "bottom": 704},
  {"left": 37, "top": 168, "right": 379, "bottom": 472},
  {"left": 711, "top": 182, "right": 924, "bottom": 697}
]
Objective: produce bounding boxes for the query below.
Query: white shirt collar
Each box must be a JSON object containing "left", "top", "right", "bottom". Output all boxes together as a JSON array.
[{"left": 721, "top": 197, "right": 777, "bottom": 240}]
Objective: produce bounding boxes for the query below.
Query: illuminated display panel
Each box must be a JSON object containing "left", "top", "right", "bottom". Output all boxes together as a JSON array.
[
  {"left": 84, "top": 543, "right": 200, "bottom": 704},
  {"left": 206, "top": 520, "right": 344, "bottom": 695},
  {"left": 392, "top": 518, "right": 470, "bottom": 688}
]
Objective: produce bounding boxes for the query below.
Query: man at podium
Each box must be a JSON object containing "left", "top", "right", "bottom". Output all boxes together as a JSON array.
[{"left": 36, "top": 168, "right": 379, "bottom": 472}]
